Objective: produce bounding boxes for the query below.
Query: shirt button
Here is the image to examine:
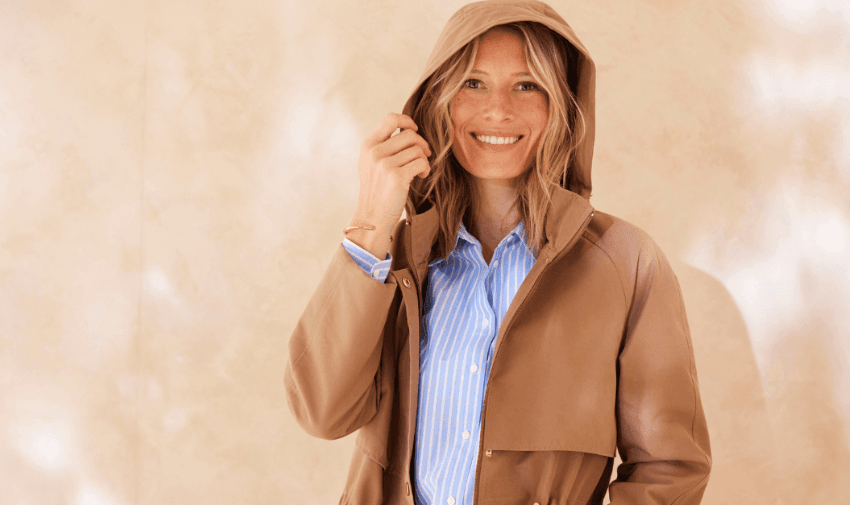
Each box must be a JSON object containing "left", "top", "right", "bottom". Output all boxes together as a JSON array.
[
  {"left": 470, "top": 364, "right": 479, "bottom": 372},
  {"left": 493, "top": 259, "right": 499, "bottom": 267},
  {"left": 462, "top": 430, "right": 470, "bottom": 440},
  {"left": 483, "top": 320, "right": 490, "bottom": 327},
  {"left": 447, "top": 497, "right": 456, "bottom": 505}
]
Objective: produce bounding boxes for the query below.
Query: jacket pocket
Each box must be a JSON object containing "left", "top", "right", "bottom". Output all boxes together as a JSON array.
[
  {"left": 354, "top": 429, "right": 389, "bottom": 469},
  {"left": 339, "top": 447, "right": 386, "bottom": 505}
]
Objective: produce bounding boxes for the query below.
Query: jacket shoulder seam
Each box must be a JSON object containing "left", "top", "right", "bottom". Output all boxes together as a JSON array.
[{"left": 579, "top": 234, "right": 628, "bottom": 310}]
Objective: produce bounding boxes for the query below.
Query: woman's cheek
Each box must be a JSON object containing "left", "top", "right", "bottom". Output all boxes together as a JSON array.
[{"left": 451, "top": 93, "right": 474, "bottom": 123}]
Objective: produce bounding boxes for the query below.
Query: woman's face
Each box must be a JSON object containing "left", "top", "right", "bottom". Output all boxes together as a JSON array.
[{"left": 450, "top": 28, "right": 549, "bottom": 186}]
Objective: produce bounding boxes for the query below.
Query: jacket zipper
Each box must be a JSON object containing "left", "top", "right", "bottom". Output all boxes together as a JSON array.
[{"left": 471, "top": 210, "right": 594, "bottom": 505}]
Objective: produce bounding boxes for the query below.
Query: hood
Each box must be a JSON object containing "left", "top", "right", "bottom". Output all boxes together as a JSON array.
[{"left": 401, "top": 0, "right": 596, "bottom": 200}]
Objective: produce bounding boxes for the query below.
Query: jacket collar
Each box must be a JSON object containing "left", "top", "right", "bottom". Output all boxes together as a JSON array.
[
  {"left": 401, "top": 185, "right": 594, "bottom": 275},
  {"left": 541, "top": 185, "right": 595, "bottom": 255}
]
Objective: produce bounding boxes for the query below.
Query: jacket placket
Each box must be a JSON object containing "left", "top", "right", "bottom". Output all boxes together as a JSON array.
[
  {"left": 389, "top": 217, "right": 432, "bottom": 505},
  {"left": 470, "top": 207, "right": 594, "bottom": 505}
]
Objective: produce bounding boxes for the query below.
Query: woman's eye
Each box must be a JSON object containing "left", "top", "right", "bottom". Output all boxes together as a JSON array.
[
  {"left": 464, "top": 79, "right": 483, "bottom": 89},
  {"left": 518, "top": 81, "right": 539, "bottom": 92}
]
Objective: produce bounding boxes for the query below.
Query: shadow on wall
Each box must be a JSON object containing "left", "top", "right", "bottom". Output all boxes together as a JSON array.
[
  {"left": 674, "top": 262, "right": 777, "bottom": 504},
  {"left": 680, "top": 259, "right": 850, "bottom": 504}
]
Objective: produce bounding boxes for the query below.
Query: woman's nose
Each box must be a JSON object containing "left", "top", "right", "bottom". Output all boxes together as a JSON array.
[{"left": 483, "top": 89, "right": 514, "bottom": 121}]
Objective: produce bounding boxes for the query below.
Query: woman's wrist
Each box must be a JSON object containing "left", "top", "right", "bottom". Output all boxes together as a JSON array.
[{"left": 345, "top": 216, "right": 396, "bottom": 260}]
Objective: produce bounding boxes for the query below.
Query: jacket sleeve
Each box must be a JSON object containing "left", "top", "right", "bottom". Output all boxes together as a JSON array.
[
  {"left": 284, "top": 243, "right": 399, "bottom": 440},
  {"left": 608, "top": 237, "right": 712, "bottom": 504}
]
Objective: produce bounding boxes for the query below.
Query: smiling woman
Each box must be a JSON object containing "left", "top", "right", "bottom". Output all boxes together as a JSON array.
[
  {"left": 285, "top": 1, "right": 711, "bottom": 504},
  {"left": 410, "top": 22, "right": 587, "bottom": 262}
]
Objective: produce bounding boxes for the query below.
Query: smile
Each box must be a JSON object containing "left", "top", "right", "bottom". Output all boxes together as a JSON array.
[{"left": 472, "top": 133, "right": 523, "bottom": 145}]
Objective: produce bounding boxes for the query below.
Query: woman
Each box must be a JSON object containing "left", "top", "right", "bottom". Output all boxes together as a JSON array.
[{"left": 285, "top": 1, "right": 711, "bottom": 504}]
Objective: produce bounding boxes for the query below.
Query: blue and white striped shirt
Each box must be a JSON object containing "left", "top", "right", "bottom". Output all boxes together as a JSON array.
[{"left": 342, "top": 221, "right": 536, "bottom": 505}]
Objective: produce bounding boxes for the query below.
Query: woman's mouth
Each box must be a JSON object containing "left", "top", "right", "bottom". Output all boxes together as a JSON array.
[{"left": 471, "top": 132, "right": 523, "bottom": 145}]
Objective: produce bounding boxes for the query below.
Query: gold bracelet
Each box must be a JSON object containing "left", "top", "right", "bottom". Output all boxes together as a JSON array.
[{"left": 343, "top": 225, "right": 392, "bottom": 242}]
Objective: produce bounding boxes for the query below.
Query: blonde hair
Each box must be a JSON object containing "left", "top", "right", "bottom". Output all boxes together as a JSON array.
[{"left": 407, "top": 21, "right": 586, "bottom": 259}]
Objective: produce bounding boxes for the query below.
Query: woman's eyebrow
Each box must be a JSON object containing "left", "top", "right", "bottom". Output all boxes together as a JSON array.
[{"left": 470, "top": 69, "right": 533, "bottom": 78}]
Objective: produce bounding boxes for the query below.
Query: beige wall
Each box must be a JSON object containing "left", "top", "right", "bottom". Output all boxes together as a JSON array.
[{"left": 1, "top": 0, "right": 848, "bottom": 503}]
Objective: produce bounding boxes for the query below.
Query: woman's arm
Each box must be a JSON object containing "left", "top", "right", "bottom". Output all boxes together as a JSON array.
[
  {"left": 608, "top": 237, "right": 712, "bottom": 504},
  {"left": 286, "top": 112, "right": 430, "bottom": 440},
  {"left": 284, "top": 242, "right": 399, "bottom": 440}
]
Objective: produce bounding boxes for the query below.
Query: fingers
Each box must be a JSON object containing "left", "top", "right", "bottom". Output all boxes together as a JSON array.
[
  {"left": 363, "top": 113, "right": 420, "bottom": 148},
  {"left": 359, "top": 112, "right": 432, "bottom": 188},
  {"left": 385, "top": 145, "right": 431, "bottom": 177},
  {"left": 353, "top": 114, "right": 431, "bottom": 227},
  {"left": 404, "top": 157, "right": 432, "bottom": 179},
  {"left": 375, "top": 128, "right": 431, "bottom": 160}
]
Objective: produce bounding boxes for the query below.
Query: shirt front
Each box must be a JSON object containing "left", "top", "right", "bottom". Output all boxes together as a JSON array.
[{"left": 342, "top": 221, "right": 536, "bottom": 505}]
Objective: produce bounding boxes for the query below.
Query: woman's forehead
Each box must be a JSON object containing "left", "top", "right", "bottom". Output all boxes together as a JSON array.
[{"left": 473, "top": 30, "right": 528, "bottom": 70}]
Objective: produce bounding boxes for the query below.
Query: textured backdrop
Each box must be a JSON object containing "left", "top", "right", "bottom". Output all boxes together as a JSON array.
[{"left": 1, "top": 0, "right": 848, "bottom": 504}]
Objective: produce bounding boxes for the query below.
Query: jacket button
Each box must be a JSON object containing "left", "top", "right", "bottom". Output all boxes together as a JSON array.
[
  {"left": 533, "top": 502, "right": 540, "bottom": 505},
  {"left": 485, "top": 449, "right": 492, "bottom": 457},
  {"left": 403, "top": 277, "right": 411, "bottom": 288}
]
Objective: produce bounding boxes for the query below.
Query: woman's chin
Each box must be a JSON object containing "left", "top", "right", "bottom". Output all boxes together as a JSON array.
[{"left": 461, "top": 165, "right": 527, "bottom": 186}]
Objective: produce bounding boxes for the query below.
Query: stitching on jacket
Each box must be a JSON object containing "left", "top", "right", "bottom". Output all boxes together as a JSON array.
[
  {"left": 669, "top": 471, "right": 711, "bottom": 505},
  {"left": 355, "top": 440, "right": 389, "bottom": 470},
  {"left": 579, "top": 235, "right": 629, "bottom": 312},
  {"left": 673, "top": 273, "right": 708, "bottom": 467}
]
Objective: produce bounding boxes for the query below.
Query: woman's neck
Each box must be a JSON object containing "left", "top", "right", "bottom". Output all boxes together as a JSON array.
[{"left": 467, "top": 178, "right": 521, "bottom": 264}]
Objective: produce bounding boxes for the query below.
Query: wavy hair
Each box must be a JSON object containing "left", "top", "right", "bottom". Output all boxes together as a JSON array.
[{"left": 407, "top": 21, "right": 586, "bottom": 259}]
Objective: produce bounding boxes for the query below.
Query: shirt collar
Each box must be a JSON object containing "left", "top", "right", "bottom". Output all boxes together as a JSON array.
[
  {"left": 404, "top": 185, "right": 594, "bottom": 272},
  {"left": 430, "top": 220, "right": 533, "bottom": 266}
]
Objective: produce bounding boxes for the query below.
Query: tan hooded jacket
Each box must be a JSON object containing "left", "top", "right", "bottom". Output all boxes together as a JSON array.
[{"left": 285, "top": 1, "right": 711, "bottom": 503}]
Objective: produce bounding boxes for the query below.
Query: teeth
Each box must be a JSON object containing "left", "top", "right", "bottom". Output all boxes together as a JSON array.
[{"left": 474, "top": 134, "right": 520, "bottom": 145}]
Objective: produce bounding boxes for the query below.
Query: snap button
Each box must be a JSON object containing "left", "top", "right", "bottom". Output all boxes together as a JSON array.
[
  {"left": 485, "top": 449, "right": 492, "bottom": 457},
  {"left": 403, "top": 277, "right": 411, "bottom": 288}
]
